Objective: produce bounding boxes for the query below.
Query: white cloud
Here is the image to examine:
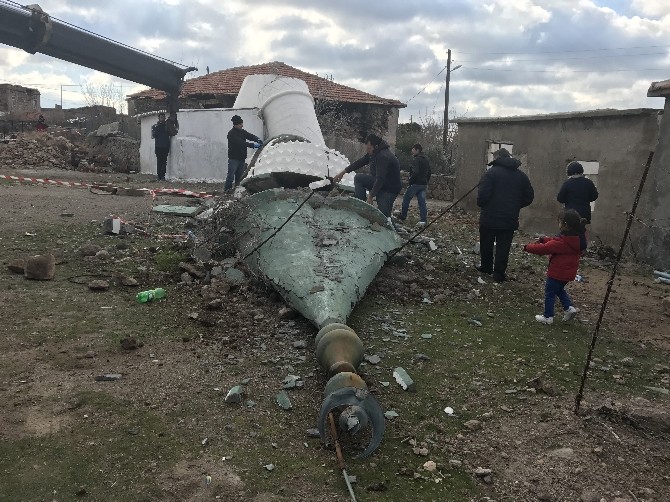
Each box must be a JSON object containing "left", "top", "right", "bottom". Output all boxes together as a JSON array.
[{"left": 1, "top": 0, "right": 668, "bottom": 119}]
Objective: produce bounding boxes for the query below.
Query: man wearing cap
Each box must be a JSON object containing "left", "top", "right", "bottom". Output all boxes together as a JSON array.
[
  {"left": 226, "top": 115, "right": 262, "bottom": 191},
  {"left": 332, "top": 133, "right": 402, "bottom": 218},
  {"left": 476, "top": 148, "right": 534, "bottom": 283}
]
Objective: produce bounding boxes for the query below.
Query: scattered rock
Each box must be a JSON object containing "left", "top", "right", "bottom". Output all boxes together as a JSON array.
[
  {"left": 88, "top": 280, "right": 109, "bottom": 291},
  {"left": 80, "top": 243, "right": 102, "bottom": 256},
  {"left": 365, "top": 481, "right": 387, "bottom": 492},
  {"left": 473, "top": 467, "right": 492, "bottom": 477},
  {"left": 393, "top": 367, "right": 416, "bottom": 392},
  {"left": 413, "top": 446, "right": 429, "bottom": 456},
  {"left": 264, "top": 464, "right": 275, "bottom": 472},
  {"left": 306, "top": 428, "right": 320, "bottom": 438},
  {"left": 225, "top": 267, "right": 246, "bottom": 286},
  {"left": 120, "top": 337, "right": 142, "bottom": 350},
  {"left": 384, "top": 410, "right": 399, "bottom": 420},
  {"left": 449, "top": 459, "right": 462, "bottom": 467},
  {"left": 225, "top": 385, "right": 244, "bottom": 404},
  {"left": 279, "top": 307, "right": 298, "bottom": 320},
  {"left": 206, "top": 299, "right": 223, "bottom": 310},
  {"left": 94, "top": 249, "right": 110, "bottom": 261},
  {"left": 423, "top": 460, "right": 437, "bottom": 472},
  {"left": 192, "top": 247, "right": 212, "bottom": 263},
  {"left": 117, "top": 274, "right": 138, "bottom": 287},
  {"left": 83, "top": 350, "right": 97, "bottom": 359},
  {"left": 181, "top": 272, "right": 194, "bottom": 284},
  {"left": 95, "top": 374, "right": 122, "bottom": 381},
  {"left": 7, "top": 258, "right": 26, "bottom": 274},
  {"left": 292, "top": 340, "right": 307, "bottom": 349},
  {"left": 24, "top": 254, "right": 56, "bottom": 280},
  {"left": 463, "top": 419, "right": 482, "bottom": 431},
  {"left": 547, "top": 447, "right": 574, "bottom": 459},
  {"left": 365, "top": 354, "right": 382, "bottom": 365},
  {"left": 179, "top": 262, "right": 206, "bottom": 279},
  {"left": 414, "top": 353, "right": 431, "bottom": 362},
  {"left": 276, "top": 391, "right": 292, "bottom": 410},
  {"left": 662, "top": 296, "right": 670, "bottom": 316}
]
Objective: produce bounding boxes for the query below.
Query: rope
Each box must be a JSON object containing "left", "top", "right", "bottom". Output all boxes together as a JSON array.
[
  {"left": 242, "top": 190, "right": 315, "bottom": 260},
  {"left": 574, "top": 151, "right": 655, "bottom": 414},
  {"left": 387, "top": 182, "right": 480, "bottom": 259}
]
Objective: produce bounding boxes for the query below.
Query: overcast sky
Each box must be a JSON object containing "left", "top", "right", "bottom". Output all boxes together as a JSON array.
[{"left": 1, "top": 0, "right": 670, "bottom": 121}]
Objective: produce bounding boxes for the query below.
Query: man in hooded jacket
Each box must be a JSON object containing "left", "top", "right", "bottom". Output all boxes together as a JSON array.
[
  {"left": 398, "top": 143, "right": 431, "bottom": 226},
  {"left": 332, "top": 134, "right": 402, "bottom": 217},
  {"left": 476, "top": 148, "right": 534, "bottom": 282}
]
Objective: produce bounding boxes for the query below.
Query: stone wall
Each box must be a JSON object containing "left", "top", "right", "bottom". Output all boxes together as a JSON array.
[{"left": 0, "top": 85, "right": 40, "bottom": 116}]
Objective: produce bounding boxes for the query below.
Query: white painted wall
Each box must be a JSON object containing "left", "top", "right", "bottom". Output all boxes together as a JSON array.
[{"left": 140, "top": 108, "right": 263, "bottom": 182}]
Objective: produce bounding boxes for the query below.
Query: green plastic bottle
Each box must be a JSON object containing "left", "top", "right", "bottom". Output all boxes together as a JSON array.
[{"left": 136, "top": 288, "right": 166, "bottom": 303}]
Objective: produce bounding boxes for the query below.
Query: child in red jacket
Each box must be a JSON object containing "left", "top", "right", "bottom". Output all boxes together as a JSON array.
[{"left": 524, "top": 209, "right": 585, "bottom": 325}]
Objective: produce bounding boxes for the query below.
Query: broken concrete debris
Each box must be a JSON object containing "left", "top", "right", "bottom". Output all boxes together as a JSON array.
[
  {"left": 393, "top": 367, "right": 416, "bottom": 392},
  {"left": 225, "top": 385, "right": 244, "bottom": 404},
  {"left": 7, "top": 258, "right": 26, "bottom": 274},
  {"left": 152, "top": 205, "right": 202, "bottom": 217},
  {"left": 276, "top": 391, "right": 292, "bottom": 410}
]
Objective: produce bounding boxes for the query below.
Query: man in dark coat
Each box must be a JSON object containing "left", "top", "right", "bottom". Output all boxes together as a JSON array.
[
  {"left": 557, "top": 161, "right": 598, "bottom": 223},
  {"left": 398, "top": 143, "right": 431, "bottom": 225},
  {"left": 226, "top": 114, "right": 262, "bottom": 191},
  {"left": 476, "top": 148, "right": 534, "bottom": 282},
  {"left": 151, "top": 112, "right": 175, "bottom": 181},
  {"left": 332, "top": 134, "right": 402, "bottom": 218}
]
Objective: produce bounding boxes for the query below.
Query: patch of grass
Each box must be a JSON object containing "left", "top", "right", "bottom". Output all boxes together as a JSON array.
[
  {"left": 154, "top": 247, "right": 187, "bottom": 272},
  {"left": 0, "top": 391, "right": 196, "bottom": 502}
]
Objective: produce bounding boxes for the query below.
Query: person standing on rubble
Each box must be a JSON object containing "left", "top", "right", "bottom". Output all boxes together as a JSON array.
[
  {"left": 476, "top": 148, "right": 534, "bottom": 283},
  {"left": 397, "top": 143, "right": 431, "bottom": 226},
  {"left": 226, "top": 115, "right": 262, "bottom": 191},
  {"left": 151, "top": 112, "right": 175, "bottom": 181},
  {"left": 332, "top": 134, "right": 402, "bottom": 218}
]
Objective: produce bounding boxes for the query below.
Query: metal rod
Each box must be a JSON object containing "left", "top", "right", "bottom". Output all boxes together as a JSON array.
[
  {"left": 574, "top": 151, "right": 655, "bottom": 414},
  {"left": 328, "top": 412, "right": 357, "bottom": 502},
  {"left": 388, "top": 181, "right": 480, "bottom": 259}
]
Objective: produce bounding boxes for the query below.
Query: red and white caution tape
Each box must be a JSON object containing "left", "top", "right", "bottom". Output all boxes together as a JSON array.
[
  {"left": 149, "top": 188, "right": 214, "bottom": 199},
  {"left": 1, "top": 173, "right": 213, "bottom": 199},
  {"left": 0, "top": 173, "right": 93, "bottom": 188}
]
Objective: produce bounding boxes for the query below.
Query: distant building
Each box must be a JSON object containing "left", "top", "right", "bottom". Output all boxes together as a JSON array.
[
  {"left": 0, "top": 84, "right": 41, "bottom": 117},
  {"left": 127, "top": 61, "right": 405, "bottom": 159},
  {"left": 454, "top": 108, "right": 669, "bottom": 268}
]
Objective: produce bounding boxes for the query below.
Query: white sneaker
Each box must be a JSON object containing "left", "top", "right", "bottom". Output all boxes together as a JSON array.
[
  {"left": 563, "top": 306, "right": 579, "bottom": 321},
  {"left": 416, "top": 221, "right": 426, "bottom": 227},
  {"left": 535, "top": 315, "right": 554, "bottom": 325}
]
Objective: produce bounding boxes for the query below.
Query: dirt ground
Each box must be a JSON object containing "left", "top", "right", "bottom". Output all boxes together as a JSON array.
[{"left": 0, "top": 170, "right": 668, "bottom": 502}]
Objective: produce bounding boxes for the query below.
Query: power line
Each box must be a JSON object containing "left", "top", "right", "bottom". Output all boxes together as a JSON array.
[
  {"left": 458, "top": 51, "right": 668, "bottom": 63},
  {"left": 461, "top": 66, "right": 669, "bottom": 74},
  {"left": 458, "top": 43, "right": 670, "bottom": 55},
  {"left": 406, "top": 65, "right": 448, "bottom": 103}
]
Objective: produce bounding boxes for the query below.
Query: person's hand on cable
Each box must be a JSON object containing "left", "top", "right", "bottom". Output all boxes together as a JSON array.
[
  {"left": 332, "top": 170, "right": 346, "bottom": 183},
  {"left": 366, "top": 194, "right": 374, "bottom": 205}
]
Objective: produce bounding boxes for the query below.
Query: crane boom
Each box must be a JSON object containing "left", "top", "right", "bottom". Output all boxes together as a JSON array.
[{"left": 0, "top": 1, "right": 195, "bottom": 124}]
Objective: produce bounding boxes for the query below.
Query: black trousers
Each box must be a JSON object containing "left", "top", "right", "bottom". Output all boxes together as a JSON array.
[
  {"left": 155, "top": 147, "right": 170, "bottom": 180},
  {"left": 479, "top": 226, "right": 515, "bottom": 277}
]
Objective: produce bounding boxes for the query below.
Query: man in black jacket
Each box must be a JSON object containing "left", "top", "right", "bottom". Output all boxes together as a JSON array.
[
  {"left": 557, "top": 162, "right": 598, "bottom": 223},
  {"left": 151, "top": 113, "right": 175, "bottom": 181},
  {"left": 226, "top": 115, "right": 262, "bottom": 191},
  {"left": 332, "top": 134, "right": 402, "bottom": 217},
  {"left": 398, "top": 143, "right": 431, "bottom": 226},
  {"left": 476, "top": 148, "right": 534, "bottom": 282}
]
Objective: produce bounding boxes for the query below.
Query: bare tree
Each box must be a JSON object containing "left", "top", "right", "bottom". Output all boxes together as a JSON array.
[{"left": 81, "top": 82, "right": 126, "bottom": 113}]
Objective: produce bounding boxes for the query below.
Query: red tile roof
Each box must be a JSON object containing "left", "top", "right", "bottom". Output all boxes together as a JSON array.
[{"left": 128, "top": 61, "right": 405, "bottom": 107}]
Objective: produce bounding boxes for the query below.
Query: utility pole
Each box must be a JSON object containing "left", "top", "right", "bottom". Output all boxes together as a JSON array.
[{"left": 442, "top": 49, "right": 451, "bottom": 150}]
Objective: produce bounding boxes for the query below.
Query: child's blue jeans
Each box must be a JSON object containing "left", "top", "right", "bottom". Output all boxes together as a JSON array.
[{"left": 544, "top": 277, "right": 573, "bottom": 318}]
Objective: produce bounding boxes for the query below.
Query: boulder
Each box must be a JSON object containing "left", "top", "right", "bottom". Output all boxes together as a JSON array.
[{"left": 24, "top": 254, "right": 56, "bottom": 280}]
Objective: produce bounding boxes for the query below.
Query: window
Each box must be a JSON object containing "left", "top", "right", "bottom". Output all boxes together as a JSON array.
[
  {"left": 487, "top": 141, "right": 513, "bottom": 165},
  {"left": 574, "top": 161, "right": 599, "bottom": 213}
]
